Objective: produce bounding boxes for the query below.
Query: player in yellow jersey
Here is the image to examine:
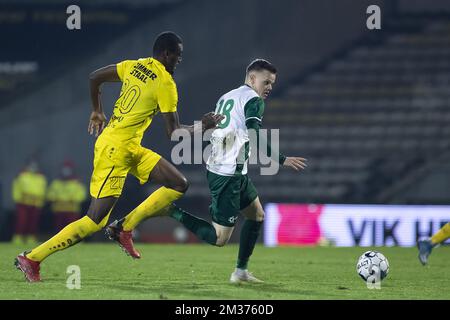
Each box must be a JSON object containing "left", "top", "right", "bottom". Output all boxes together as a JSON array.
[{"left": 14, "top": 31, "right": 223, "bottom": 282}]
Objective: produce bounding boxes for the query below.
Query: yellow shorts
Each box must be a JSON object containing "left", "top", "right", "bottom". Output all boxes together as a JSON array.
[{"left": 90, "top": 135, "right": 161, "bottom": 198}]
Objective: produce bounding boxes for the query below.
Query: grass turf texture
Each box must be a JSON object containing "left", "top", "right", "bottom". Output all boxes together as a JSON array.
[{"left": 1, "top": 243, "right": 449, "bottom": 299}]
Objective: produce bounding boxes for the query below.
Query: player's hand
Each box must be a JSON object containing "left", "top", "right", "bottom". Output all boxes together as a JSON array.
[
  {"left": 88, "top": 111, "right": 107, "bottom": 137},
  {"left": 201, "top": 112, "right": 224, "bottom": 130},
  {"left": 283, "top": 157, "right": 307, "bottom": 171}
]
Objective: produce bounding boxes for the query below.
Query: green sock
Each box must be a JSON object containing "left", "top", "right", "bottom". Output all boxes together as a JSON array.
[
  {"left": 237, "top": 220, "right": 262, "bottom": 269},
  {"left": 170, "top": 205, "right": 218, "bottom": 245}
]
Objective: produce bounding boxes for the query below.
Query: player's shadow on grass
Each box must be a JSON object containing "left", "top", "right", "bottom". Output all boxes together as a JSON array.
[
  {"left": 103, "top": 282, "right": 319, "bottom": 299},
  {"left": 103, "top": 283, "right": 240, "bottom": 299},
  {"left": 229, "top": 282, "right": 320, "bottom": 298}
]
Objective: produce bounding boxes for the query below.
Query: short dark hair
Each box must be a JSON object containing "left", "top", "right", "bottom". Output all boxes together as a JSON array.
[
  {"left": 246, "top": 59, "right": 277, "bottom": 74},
  {"left": 153, "top": 31, "right": 182, "bottom": 56}
]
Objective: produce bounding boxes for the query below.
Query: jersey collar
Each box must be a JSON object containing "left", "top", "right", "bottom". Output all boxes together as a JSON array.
[
  {"left": 243, "top": 84, "right": 259, "bottom": 95},
  {"left": 152, "top": 58, "right": 171, "bottom": 76}
]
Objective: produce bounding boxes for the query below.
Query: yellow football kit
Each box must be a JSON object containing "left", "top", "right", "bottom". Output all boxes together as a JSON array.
[
  {"left": 25, "top": 57, "right": 183, "bottom": 263},
  {"left": 90, "top": 57, "right": 178, "bottom": 198}
]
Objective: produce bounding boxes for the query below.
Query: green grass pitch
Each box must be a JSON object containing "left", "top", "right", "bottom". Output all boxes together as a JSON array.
[{"left": 0, "top": 243, "right": 449, "bottom": 299}]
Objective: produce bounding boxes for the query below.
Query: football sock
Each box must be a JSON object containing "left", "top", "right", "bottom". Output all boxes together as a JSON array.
[
  {"left": 237, "top": 220, "right": 262, "bottom": 269},
  {"left": 122, "top": 187, "right": 183, "bottom": 231},
  {"left": 26, "top": 215, "right": 104, "bottom": 262},
  {"left": 169, "top": 206, "right": 218, "bottom": 245},
  {"left": 431, "top": 222, "right": 450, "bottom": 245}
]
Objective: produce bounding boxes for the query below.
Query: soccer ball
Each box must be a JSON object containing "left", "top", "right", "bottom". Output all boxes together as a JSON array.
[{"left": 356, "top": 251, "right": 389, "bottom": 282}]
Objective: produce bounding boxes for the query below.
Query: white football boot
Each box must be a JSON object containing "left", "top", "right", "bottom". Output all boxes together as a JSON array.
[{"left": 230, "top": 268, "right": 264, "bottom": 283}]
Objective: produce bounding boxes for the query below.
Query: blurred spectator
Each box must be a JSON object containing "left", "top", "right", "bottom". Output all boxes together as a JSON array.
[
  {"left": 47, "top": 160, "right": 87, "bottom": 232},
  {"left": 12, "top": 159, "right": 47, "bottom": 245}
]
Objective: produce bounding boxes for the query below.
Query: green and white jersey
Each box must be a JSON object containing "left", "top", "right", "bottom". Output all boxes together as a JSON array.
[{"left": 206, "top": 85, "right": 264, "bottom": 176}]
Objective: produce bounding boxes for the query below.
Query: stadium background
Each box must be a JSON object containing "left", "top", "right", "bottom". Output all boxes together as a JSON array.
[{"left": 1, "top": 0, "right": 449, "bottom": 246}]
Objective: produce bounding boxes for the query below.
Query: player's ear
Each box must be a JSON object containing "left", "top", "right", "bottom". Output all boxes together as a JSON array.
[{"left": 249, "top": 72, "right": 256, "bottom": 85}]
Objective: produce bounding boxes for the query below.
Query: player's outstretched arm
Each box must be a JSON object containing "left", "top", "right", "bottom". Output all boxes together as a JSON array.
[
  {"left": 161, "top": 111, "right": 224, "bottom": 137},
  {"left": 283, "top": 157, "right": 308, "bottom": 171},
  {"left": 88, "top": 64, "right": 120, "bottom": 137},
  {"left": 246, "top": 119, "right": 307, "bottom": 171}
]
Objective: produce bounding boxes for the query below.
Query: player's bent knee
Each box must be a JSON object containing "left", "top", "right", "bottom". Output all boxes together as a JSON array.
[
  {"left": 86, "top": 213, "right": 105, "bottom": 230},
  {"left": 87, "top": 211, "right": 102, "bottom": 225},
  {"left": 215, "top": 238, "right": 229, "bottom": 247},
  {"left": 215, "top": 233, "right": 232, "bottom": 247},
  {"left": 170, "top": 176, "right": 189, "bottom": 193},
  {"left": 251, "top": 212, "right": 265, "bottom": 222},
  {"left": 180, "top": 176, "right": 189, "bottom": 192},
  {"left": 212, "top": 222, "right": 233, "bottom": 247},
  {"left": 86, "top": 197, "right": 117, "bottom": 225}
]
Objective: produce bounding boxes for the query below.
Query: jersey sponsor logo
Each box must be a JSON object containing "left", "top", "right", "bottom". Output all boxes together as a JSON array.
[
  {"left": 109, "top": 176, "right": 126, "bottom": 190},
  {"left": 228, "top": 216, "right": 238, "bottom": 224},
  {"left": 129, "top": 62, "right": 158, "bottom": 83}
]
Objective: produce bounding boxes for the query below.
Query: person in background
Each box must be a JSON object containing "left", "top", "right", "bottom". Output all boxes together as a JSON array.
[
  {"left": 47, "top": 160, "right": 87, "bottom": 232},
  {"left": 12, "top": 160, "right": 47, "bottom": 245}
]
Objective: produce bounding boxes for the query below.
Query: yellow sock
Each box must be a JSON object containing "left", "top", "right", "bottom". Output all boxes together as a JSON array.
[
  {"left": 431, "top": 223, "right": 450, "bottom": 245},
  {"left": 122, "top": 187, "right": 183, "bottom": 231},
  {"left": 27, "top": 216, "right": 101, "bottom": 262}
]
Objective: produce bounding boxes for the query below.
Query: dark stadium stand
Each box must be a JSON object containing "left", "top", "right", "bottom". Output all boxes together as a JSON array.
[
  {"left": 0, "top": 1, "right": 182, "bottom": 106},
  {"left": 264, "top": 17, "right": 450, "bottom": 203}
]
